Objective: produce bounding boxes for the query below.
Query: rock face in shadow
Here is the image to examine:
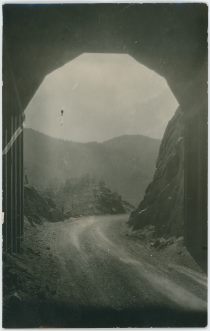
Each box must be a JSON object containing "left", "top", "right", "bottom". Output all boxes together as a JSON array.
[
  {"left": 128, "top": 109, "right": 184, "bottom": 237},
  {"left": 24, "top": 185, "right": 64, "bottom": 224}
]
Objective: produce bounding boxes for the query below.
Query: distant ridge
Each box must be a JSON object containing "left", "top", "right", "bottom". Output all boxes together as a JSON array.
[
  {"left": 24, "top": 128, "right": 161, "bottom": 205},
  {"left": 103, "top": 133, "right": 160, "bottom": 144}
]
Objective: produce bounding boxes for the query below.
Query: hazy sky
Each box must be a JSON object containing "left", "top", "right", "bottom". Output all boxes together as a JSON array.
[{"left": 25, "top": 53, "right": 178, "bottom": 142}]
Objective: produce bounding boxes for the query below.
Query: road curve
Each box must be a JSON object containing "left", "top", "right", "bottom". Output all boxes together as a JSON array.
[{"left": 42, "top": 214, "right": 207, "bottom": 327}]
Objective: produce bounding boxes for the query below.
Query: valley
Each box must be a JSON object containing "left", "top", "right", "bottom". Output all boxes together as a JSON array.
[{"left": 24, "top": 129, "right": 160, "bottom": 206}]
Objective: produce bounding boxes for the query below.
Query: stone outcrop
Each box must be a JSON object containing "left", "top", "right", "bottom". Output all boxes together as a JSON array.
[
  {"left": 128, "top": 109, "right": 184, "bottom": 237},
  {"left": 55, "top": 175, "right": 134, "bottom": 217},
  {"left": 24, "top": 185, "right": 64, "bottom": 224}
]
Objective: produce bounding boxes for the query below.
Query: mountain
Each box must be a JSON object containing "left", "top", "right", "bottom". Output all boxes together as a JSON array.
[{"left": 24, "top": 128, "right": 160, "bottom": 205}]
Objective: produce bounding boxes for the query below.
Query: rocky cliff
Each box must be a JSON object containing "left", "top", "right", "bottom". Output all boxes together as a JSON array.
[
  {"left": 128, "top": 109, "right": 184, "bottom": 237},
  {"left": 24, "top": 185, "right": 64, "bottom": 224}
]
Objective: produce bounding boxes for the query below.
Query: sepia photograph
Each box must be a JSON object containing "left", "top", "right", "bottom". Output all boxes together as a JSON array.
[{"left": 2, "top": 2, "right": 208, "bottom": 328}]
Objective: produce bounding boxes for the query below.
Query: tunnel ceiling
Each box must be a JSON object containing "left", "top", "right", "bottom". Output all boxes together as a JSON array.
[{"left": 3, "top": 3, "right": 207, "bottom": 114}]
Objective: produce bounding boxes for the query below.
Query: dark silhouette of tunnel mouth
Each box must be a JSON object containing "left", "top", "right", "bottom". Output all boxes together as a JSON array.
[
  {"left": 3, "top": 4, "right": 207, "bottom": 268},
  {"left": 2, "top": 7, "right": 207, "bottom": 326},
  {"left": 3, "top": 299, "right": 207, "bottom": 328}
]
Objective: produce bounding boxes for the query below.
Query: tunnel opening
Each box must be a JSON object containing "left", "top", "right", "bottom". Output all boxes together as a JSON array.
[{"left": 23, "top": 52, "right": 178, "bottom": 214}]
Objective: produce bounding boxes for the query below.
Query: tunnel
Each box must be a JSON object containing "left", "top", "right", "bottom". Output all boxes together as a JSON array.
[{"left": 2, "top": 3, "right": 208, "bottom": 270}]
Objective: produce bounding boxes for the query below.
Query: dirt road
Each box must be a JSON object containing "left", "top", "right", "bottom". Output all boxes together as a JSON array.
[{"left": 4, "top": 214, "right": 207, "bottom": 327}]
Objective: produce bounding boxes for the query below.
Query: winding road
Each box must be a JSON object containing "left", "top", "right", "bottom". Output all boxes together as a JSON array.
[{"left": 40, "top": 214, "right": 207, "bottom": 327}]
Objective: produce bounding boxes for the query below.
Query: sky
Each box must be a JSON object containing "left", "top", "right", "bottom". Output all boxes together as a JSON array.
[{"left": 25, "top": 53, "right": 178, "bottom": 142}]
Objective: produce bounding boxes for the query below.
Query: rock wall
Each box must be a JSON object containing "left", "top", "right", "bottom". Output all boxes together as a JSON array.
[{"left": 128, "top": 108, "right": 184, "bottom": 238}]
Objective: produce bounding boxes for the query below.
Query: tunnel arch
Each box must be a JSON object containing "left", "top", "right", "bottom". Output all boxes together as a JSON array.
[
  {"left": 3, "top": 3, "right": 207, "bottom": 110},
  {"left": 3, "top": 3, "right": 207, "bottom": 269},
  {"left": 25, "top": 52, "right": 178, "bottom": 143}
]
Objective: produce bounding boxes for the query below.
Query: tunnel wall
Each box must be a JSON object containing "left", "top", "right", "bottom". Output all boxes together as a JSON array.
[{"left": 3, "top": 48, "right": 24, "bottom": 252}]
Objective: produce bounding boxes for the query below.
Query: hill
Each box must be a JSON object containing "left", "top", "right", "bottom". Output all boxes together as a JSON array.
[
  {"left": 24, "top": 128, "right": 160, "bottom": 205},
  {"left": 53, "top": 175, "right": 134, "bottom": 217}
]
